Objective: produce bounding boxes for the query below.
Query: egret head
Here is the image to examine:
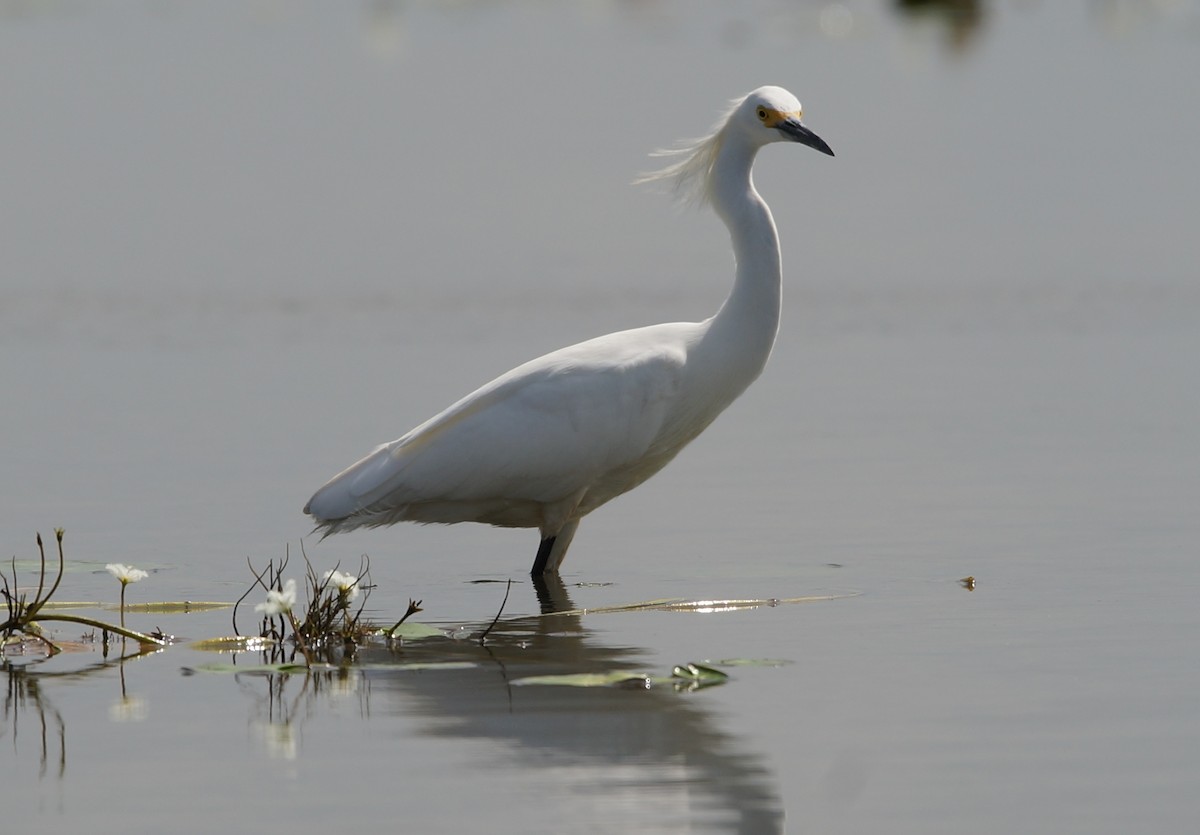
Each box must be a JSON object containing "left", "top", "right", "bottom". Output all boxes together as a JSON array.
[
  {"left": 736, "top": 86, "right": 834, "bottom": 156},
  {"left": 636, "top": 85, "right": 833, "bottom": 206}
]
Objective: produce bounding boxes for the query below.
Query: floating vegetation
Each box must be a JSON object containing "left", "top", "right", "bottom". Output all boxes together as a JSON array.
[
  {"left": 235, "top": 547, "right": 382, "bottom": 668},
  {"left": 385, "top": 598, "right": 426, "bottom": 639},
  {"left": 182, "top": 661, "right": 337, "bottom": 676},
  {"left": 380, "top": 621, "right": 447, "bottom": 641},
  {"left": 1, "top": 530, "right": 163, "bottom": 653},
  {"left": 701, "top": 657, "right": 793, "bottom": 668},
  {"left": 189, "top": 635, "right": 277, "bottom": 653},
  {"left": 513, "top": 661, "right": 734, "bottom": 691},
  {"left": 671, "top": 662, "right": 730, "bottom": 688},
  {"left": 355, "top": 661, "right": 478, "bottom": 672},
  {"left": 186, "top": 659, "right": 479, "bottom": 675},
  {"left": 512, "top": 670, "right": 658, "bottom": 688},
  {"left": 120, "top": 601, "right": 233, "bottom": 614},
  {"left": 2, "top": 532, "right": 457, "bottom": 671},
  {"left": 542, "top": 592, "right": 856, "bottom": 618},
  {"left": 4, "top": 531, "right": 834, "bottom": 703}
]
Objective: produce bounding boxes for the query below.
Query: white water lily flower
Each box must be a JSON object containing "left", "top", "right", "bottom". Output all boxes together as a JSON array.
[
  {"left": 106, "top": 563, "right": 149, "bottom": 585},
  {"left": 323, "top": 569, "right": 360, "bottom": 601},
  {"left": 255, "top": 578, "right": 298, "bottom": 616}
]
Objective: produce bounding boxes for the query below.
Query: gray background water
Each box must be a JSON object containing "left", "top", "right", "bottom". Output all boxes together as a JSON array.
[{"left": 3, "top": 2, "right": 1198, "bottom": 832}]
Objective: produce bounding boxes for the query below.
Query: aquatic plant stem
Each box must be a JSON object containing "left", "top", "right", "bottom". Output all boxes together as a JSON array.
[
  {"left": 32, "top": 613, "right": 164, "bottom": 647},
  {"left": 387, "top": 599, "right": 424, "bottom": 638},
  {"left": 21, "top": 529, "right": 67, "bottom": 623},
  {"left": 285, "top": 610, "right": 315, "bottom": 667},
  {"left": 478, "top": 579, "right": 512, "bottom": 642}
]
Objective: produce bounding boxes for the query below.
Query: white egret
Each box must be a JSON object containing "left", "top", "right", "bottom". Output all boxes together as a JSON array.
[{"left": 305, "top": 86, "right": 834, "bottom": 576}]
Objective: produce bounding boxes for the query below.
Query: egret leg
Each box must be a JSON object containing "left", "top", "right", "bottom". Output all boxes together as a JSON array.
[
  {"left": 531, "top": 536, "right": 557, "bottom": 577},
  {"left": 530, "top": 519, "right": 581, "bottom": 576}
]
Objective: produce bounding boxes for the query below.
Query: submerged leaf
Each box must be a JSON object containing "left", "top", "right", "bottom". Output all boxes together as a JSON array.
[
  {"left": 542, "top": 592, "right": 857, "bottom": 618},
  {"left": 702, "top": 658, "right": 793, "bottom": 668},
  {"left": 119, "top": 601, "right": 233, "bottom": 614},
  {"left": 511, "top": 671, "right": 663, "bottom": 688},
  {"left": 182, "top": 662, "right": 333, "bottom": 675}
]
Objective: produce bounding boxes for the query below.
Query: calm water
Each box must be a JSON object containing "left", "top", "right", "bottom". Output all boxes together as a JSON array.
[{"left": 3, "top": 2, "right": 1199, "bottom": 832}]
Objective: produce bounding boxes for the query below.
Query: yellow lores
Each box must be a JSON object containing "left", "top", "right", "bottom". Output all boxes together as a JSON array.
[{"left": 755, "top": 106, "right": 801, "bottom": 128}]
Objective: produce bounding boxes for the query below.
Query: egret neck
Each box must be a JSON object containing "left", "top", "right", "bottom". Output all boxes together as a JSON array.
[{"left": 697, "top": 131, "right": 783, "bottom": 406}]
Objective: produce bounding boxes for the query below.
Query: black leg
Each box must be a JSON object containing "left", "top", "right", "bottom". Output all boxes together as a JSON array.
[{"left": 531, "top": 535, "right": 556, "bottom": 577}]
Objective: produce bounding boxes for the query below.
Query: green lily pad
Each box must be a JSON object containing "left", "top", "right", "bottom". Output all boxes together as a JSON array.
[{"left": 671, "top": 663, "right": 730, "bottom": 683}]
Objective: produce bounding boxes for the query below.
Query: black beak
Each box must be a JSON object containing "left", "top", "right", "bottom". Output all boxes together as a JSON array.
[{"left": 779, "top": 118, "right": 834, "bottom": 157}]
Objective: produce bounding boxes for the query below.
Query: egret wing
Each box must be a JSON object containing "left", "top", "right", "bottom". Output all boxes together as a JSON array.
[{"left": 306, "top": 324, "right": 695, "bottom": 527}]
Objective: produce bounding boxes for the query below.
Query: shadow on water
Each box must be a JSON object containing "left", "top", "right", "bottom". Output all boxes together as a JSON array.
[{"left": 361, "top": 578, "right": 783, "bottom": 831}]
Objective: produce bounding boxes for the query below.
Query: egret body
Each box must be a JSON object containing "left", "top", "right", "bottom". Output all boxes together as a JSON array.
[{"left": 304, "top": 86, "right": 834, "bottom": 575}]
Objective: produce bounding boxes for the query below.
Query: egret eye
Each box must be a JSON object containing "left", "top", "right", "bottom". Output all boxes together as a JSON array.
[{"left": 756, "top": 107, "right": 768, "bottom": 122}]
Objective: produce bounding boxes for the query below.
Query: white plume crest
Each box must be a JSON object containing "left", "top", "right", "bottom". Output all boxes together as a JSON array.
[{"left": 634, "top": 95, "right": 743, "bottom": 206}]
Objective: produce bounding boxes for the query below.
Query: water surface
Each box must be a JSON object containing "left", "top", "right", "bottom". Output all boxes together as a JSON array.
[{"left": 3, "top": 2, "right": 1198, "bottom": 832}]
